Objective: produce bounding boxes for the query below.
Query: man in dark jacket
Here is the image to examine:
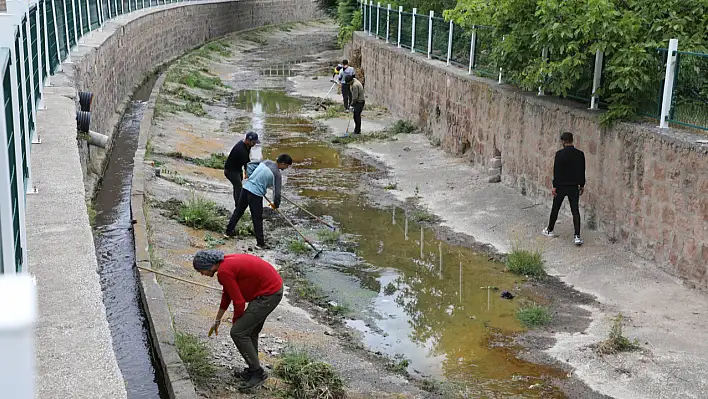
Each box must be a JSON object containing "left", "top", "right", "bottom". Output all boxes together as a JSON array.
[
  {"left": 542, "top": 132, "right": 586, "bottom": 246},
  {"left": 193, "top": 250, "right": 284, "bottom": 392},
  {"left": 224, "top": 132, "right": 260, "bottom": 207}
]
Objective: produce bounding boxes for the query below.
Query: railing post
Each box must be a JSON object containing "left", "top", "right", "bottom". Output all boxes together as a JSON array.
[
  {"left": 468, "top": 28, "right": 476, "bottom": 74},
  {"left": 397, "top": 6, "right": 401, "bottom": 48},
  {"left": 62, "top": 0, "right": 72, "bottom": 61},
  {"left": 71, "top": 0, "right": 79, "bottom": 41},
  {"left": 427, "top": 11, "right": 432, "bottom": 59},
  {"left": 362, "top": 0, "right": 366, "bottom": 33},
  {"left": 590, "top": 49, "right": 604, "bottom": 110},
  {"left": 498, "top": 35, "right": 504, "bottom": 84},
  {"left": 42, "top": 1, "right": 52, "bottom": 86},
  {"left": 446, "top": 20, "right": 453, "bottom": 66},
  {"left": 385, "top": 4, "right": 390, "bottom": 44},
  {"left": 120, "top": 0, "right": 124, "bottom": 15},
  {"left": 0, "top": 275, "right": 38, "bottom": 398},
  {"left": 659, "top": 38, "right": 679, "bottom": 129},
  {"left": 98, "top": 0, "right": 105, "bottom": 29},
  {"left": 368, "top": 0, "right": 372, "bottom": 36},
  {"left": 77, "top": 0, "right": 84, "bottom": 37},
  {"left": 19, "top": 23, "right": 36, "bottom": 192},
  {"left": 538, "top": 47, "right": 548, "bottom": 96},
  {"left": 376, "top": 2, "right": 380, "bottom": 38},
  {"left": 411, "top": 7, "right": 416, "bottom": 53},
  {"left": 51, "top": 0, "right": 63, "bottom": 70},
  {"left": 0, "top": 54, "right": 17, "bottom": 275},
  {"left": 34, "top": 4, "right": 46, "bottom": 110}
]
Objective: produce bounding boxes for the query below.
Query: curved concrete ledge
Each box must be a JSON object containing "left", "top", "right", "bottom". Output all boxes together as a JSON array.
[{"left": 30, "top": 1, "right": 322, "bottom": 397}]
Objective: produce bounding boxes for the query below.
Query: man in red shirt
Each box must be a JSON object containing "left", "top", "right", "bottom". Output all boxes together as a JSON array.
[{"left": 192, "top": 250, "right": 284, "bottom": 392}]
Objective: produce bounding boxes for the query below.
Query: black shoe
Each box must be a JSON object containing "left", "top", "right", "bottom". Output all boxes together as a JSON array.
[
  {"left": 238, "top": 369, "right": 268, "bottom": 392},
  {"left": 256, "top": 242, "right": 272, "bottom": 250},
  {"left": 224, "top": 230, "right": 236, "bottom": 238},
  {"left": 235, "top": 367, "right": 256, "bottom": 381}
]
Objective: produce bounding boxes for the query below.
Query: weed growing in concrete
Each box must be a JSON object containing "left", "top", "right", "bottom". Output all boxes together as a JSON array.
[
  {"left": 287, "top": 239, "right": 311, "bottom": 255},
  {"left": 200, "top": 41, "right": 232, "bottom": 57},
  {"left": 175, "top": 332, "right": 215, "bottom": 384},
  {"left": 274, "top": 349, "right": 346, "bottom": 399},
  {"left": 180, "top": 70, "right": 223, "bottom": 91},
  {"left": 184, "top": 101, "right": 207, "bottom": 117},
  {"left": 516, "top": 304, "right": 552, "bottom": 328},
  {"left": 154, "top": 97, "right": 182, "bottom": 117},
  {"left": 384, "top": 182, "right": 398, "bottom": 190},
  {"left": 430, "top": 136, "right": 442, "bottom": 147},
  {"left": 319, "top": 106, "right": 347, "bottom": 119},
  {"left": 145, "top": 139, "right": 153, "bottom": 158},
  {"left": 327, "top": 303, "right": 350, "bottom": 316},
  {"left": 317, "top": 229, "right": 341, "bottom": 244},
  {"left": 388, "top": 355, "right": 410, "bottom": 374},
  {"left": 193, "top": 153, "right": 227, "bottom": 169},
  {"left": 505, "top": 245, "right": 545, "bottom": 277},
  {"left": 389, "top": 119, "right": 417, "bottom": 134},
  {"left": 409, "top": 209, "right": 434, "bottom": 223},
  {"left": 330, "top": 130, "right": 393, "bottom": 144},
  {"left": 597, "top": 314, "right": 641, "bottom": 355},
  {"left": 383, "top": 282, "right": 397, "bottom": 295},
  {"left": 169, "top": 86, "right": 204, "bottom": 103},
  {"left": 204, "top": 233, "right": 225, "bottom": 249},
  {"left": 86, "top": 201, "right": 97, "bottom": 227},
  {"left": 178, "top": 195, "right": 227, "bottom": 232}
]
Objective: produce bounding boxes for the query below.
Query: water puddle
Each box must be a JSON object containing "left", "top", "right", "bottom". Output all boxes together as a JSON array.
[
  {"left": 229, "top": 89, "right": 304, "bottom": 114},
  {"left": 93, "top": 76, "right": 168, "bottom": 398}
]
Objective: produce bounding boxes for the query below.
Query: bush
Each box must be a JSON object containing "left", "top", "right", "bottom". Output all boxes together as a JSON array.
[
  {"left": 505, "top": 246, "right": 545, "bottom": 277},
  {"left": 178, "top": 195, "right": 227, "bottom": 232},
  {"left": 516, "top": 304, "right": 552, "bottom": 328},
  {"left": 193, "top": 153, "right": 227, "bottom": 169},
  {"left": 288, "top": 239, "right": 311, "bottom": 255},
  {"left": 389, "top": 119, "right": 417, "bottom": 134},
  {"left": 597, "top": 314, "right": 641, "bottom": 354},
  {"left": 175, "top": 332, "right": 215, "bottom": 384},
  {"left": 180, "top": 70, "right": 223, "bottom": 90},
  {"left": 184, "top": 101, "right": 207, "bottom": 117},
  {"left": 274, "top": 350, "right": 346, "bottom": 399}
]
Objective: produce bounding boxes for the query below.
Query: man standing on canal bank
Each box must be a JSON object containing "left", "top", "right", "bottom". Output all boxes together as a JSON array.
[
  {"left": 225, "top": 154, "right": 293, "bottom": 248},
  {"left": 337, "top": 59, "right": 356, "bottom": 111},
  {"left": 345, "top": 74, "right": 365, "bottom": 135},
  {"left": 192, "top": 250, "right": 284, "bottom": 392},
  {"left": 224, "top": 132, "right": 260, "bottom": 207},
  {"left": 542, "top": 132, "right": 586, "bottom": 246}
]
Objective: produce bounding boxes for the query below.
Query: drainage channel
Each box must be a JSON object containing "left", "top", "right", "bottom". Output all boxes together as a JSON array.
[{"left": 93, "top": 74, "right": 169, "bottom": 399}]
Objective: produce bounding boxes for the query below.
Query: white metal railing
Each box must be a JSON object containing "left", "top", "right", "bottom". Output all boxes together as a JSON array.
[{"left": 358, "top": 1, "right": 689, "bottom": 130}]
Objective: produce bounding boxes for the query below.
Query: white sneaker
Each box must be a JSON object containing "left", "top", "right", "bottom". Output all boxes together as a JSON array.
[
  {"left": 542, "top": 228, "right": 557, "bottom": 238},
  {"left": 574, "top": 235, "right": 584, "bottom": 246}
]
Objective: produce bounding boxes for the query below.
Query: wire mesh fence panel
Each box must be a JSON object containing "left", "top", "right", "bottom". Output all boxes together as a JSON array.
[
  {"left": 46, "top": 0, "right": 61, "bottom": 72},
  {"left": 77, "top": 0, "right": 88, "bottom": 34},
  {"left": 387, "top": 9, "right": 398, "bottom": 43},
  {"left": 29, "top": 9, "right": 41, "bottom": 101},
  {"left": 412, "top": 13, "right": 428, "bottom": 55},
  {"left": 399, "top": 12, "right": 412, "bottom": 49},
  {"left": 430, "top": 16, "right": 448, "bottom": 61},
  {"left": 376, "top": 6, "right": 387, "bottom": 40},
  {"left": 66, "top": 1, "right": 77, "bottom": 47},
  {"left": 89, "top": 0, "right": 100, "bottom": 28},
  {"left": 21, "top": 24, "right": 35, "bottom": 140},
  {"left": 449, "top": 25, "right": 471, "bottom": 68},
  {"left": 39, "top": 1, "right": 48, "bottom": 80},
  {"left": 4, "top": 65, "right": 23, "bottom": 273},
  {"left": 472, "top": 26, "right": 496, "bottom": 78},
  {"left": 638, "top": 49, "right": 667, "bottom": 119},
  {"left": 669, "top": 52, "right": 708, "bottom": 130},
  {"left": 13, "top": 36, "right": 27, "bottom": 155}
]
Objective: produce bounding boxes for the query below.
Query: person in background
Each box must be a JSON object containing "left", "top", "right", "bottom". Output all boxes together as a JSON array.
[
  {"left": 337, "top": 59, "right": 356, "bottom": 111},
  {"left": 346, "top": 74, "right": 365, "bottom": 135},
  {"left": 224, "top": 132, "right": 259, "bottom": 208},
  {"left": 224, "top": 154, "right": 293, "bottom": 248},
  {"left": 542, "top": 132, "right": 586, "bottom": 246},
  {"left": 192, "top": 250, "right": 283, "bottom": 392}
]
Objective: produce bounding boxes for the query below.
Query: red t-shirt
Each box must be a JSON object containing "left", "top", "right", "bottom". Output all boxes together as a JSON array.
[{"left": 216, "top": 254, "right": 283, "bottom": 321}]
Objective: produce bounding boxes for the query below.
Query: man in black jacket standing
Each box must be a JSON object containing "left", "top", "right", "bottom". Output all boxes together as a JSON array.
[
  {"left": 224, "top": 132, "right": 259, "bottom": 208},
  {"left": 542, "top": 132, "right": 586, "bottom": 246}
]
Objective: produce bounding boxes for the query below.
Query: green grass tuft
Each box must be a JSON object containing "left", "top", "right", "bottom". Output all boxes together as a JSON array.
[
  {"left": 86, "top": 202, "right": 97, "bottom": 227},
  {"left": 193, "top": 153, "right": 227, "bottom": 169},
  {"left": 180, "top": 70, "right": 223, "bottom": 91},
  {"left": 274, "top": 349, "right": 346, "bottom": 399},
  {"left": 389, "top": 119, "right": 417, "bottom": 134},
  {"left": 184, "top": 101, "right": 207, "bottom": 117},
  {"left": 174, "top": 332, "right": 215, "bottom": 384},
  {"left": 516, "top": 304, "right": 552, "bottom": 328},
  {"left": 287, "top": 239, "right": 311, "bottom": 255},
  {"left": 317, "top": 229, "right": 341, "bottom": 245},
  {"left": 597, "top": 314, "right": 641, "bottom": 354},
  {"left": 505, "top": 245, "right": 545, "bottom": 277},
  {"left": 178, "top": 195, "right": 227, "bottom": 232}
]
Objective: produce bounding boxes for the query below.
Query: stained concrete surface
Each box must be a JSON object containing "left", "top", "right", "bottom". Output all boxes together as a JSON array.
[
  {"left": 28, "top": 87, "right": 127, "bottom": 397},
  {"left": 291, "top": 79, "right": 708, "bottom": 398}
]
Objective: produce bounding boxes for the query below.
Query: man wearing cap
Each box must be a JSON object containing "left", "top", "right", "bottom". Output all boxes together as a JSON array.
[
  {"left": 337, "top": 59, "right": 356, "bottom": 111},
  {"left": 224, "top": 132, "right": 260, "bottom": 208},
  {"left": 225, "top": 154, "right": 293, "bottom": 247},
  {"left": 346, "top": 74, "right": 365, "bottom": 135},
  {"left": 192, "top": 250, "right": 284, "bottom": 392}
]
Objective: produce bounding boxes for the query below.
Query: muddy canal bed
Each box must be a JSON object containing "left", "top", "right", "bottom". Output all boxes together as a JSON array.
[{"left": 142, "top": 21, "right": 604, "bottom": 398}]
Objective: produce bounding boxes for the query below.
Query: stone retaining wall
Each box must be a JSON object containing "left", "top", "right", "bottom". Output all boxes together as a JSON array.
[
  {"left": 348, "top": 32, "right": 708, "bottom": 288},
  {"left": 68, "top": 0, "right": 322, "bottom": 196}
]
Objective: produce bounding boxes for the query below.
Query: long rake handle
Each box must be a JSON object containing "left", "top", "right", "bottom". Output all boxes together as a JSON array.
[
  {"left": 264, "top": 197, "right": 321, "bottom": 253},
  {"left": 136, "top": 265, "right": 222, "bottom": 292},
  {"left": 282, "top": 194, "right": 335, "bottom": 230}
]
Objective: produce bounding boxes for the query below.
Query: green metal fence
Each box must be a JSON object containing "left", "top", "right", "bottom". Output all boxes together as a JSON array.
[{"left": 669, "top": 51, "right": 708, "bottom": 131}]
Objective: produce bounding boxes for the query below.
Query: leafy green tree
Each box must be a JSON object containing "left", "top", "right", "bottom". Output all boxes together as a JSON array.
[{"left": 445, "top": 0, "right": 707, "bottom": 124}]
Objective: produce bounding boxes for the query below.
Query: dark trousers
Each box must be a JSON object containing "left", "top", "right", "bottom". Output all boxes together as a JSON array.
[
  {"left": 226, "top": 189, "right": 265, "bottom": 244},
  {"left": 224, "top": 170, "right": 242, "bottom": 208},
  {"left": 547, "top": 185, "right": 581, "bottom": 236},
  {"left": 352, "top": 101, "right": 364, "bottom": 134},
  {"left": 341, "top": 83, "right": 351, "bottom": 109},
  {"left": 230, "top": 287, "right": 283, "bottom": 370}
]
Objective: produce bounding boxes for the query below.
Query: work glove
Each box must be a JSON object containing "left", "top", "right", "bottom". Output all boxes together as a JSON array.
[
  {"left": 208, "top": 320, "right": 221, "bottom": 337},
  {"left": 268, "top": 203, "right": 277, "bottom": 210}
]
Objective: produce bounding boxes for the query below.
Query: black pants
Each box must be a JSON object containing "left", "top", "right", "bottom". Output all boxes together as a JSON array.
[
  {"left": 547, "top": 185, "right": 581, "bottom": 236},
  {"left": 224, "top": 170, "right": 242, "bottom": 208},
  {"left": 341, "top": 83, "right": 351, "bottom": 109},
  {"left": 226, "top": 189, "right": 265, "bottom": 244},
  {"left": 352, "top": 101, "right": 365, "bottom": 134},
  {"left": 230, "top": 287, "right": 283, "bottom": 370}
]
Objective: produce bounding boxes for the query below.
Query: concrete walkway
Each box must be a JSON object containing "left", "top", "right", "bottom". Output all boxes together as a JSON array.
[
  {"left": 348, "top": 132, "right": 708, "bottom": 399},
  {"left": 27, "top": 86, "right": 126, "bottom": 397}
]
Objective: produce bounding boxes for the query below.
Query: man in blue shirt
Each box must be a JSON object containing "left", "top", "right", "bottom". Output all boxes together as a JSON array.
[
  {"left": 225, "top": 154, "right": 293, "bottom": 248},
  {"left": 337, "top": 59, "right": 356, "bottom": 111}
]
